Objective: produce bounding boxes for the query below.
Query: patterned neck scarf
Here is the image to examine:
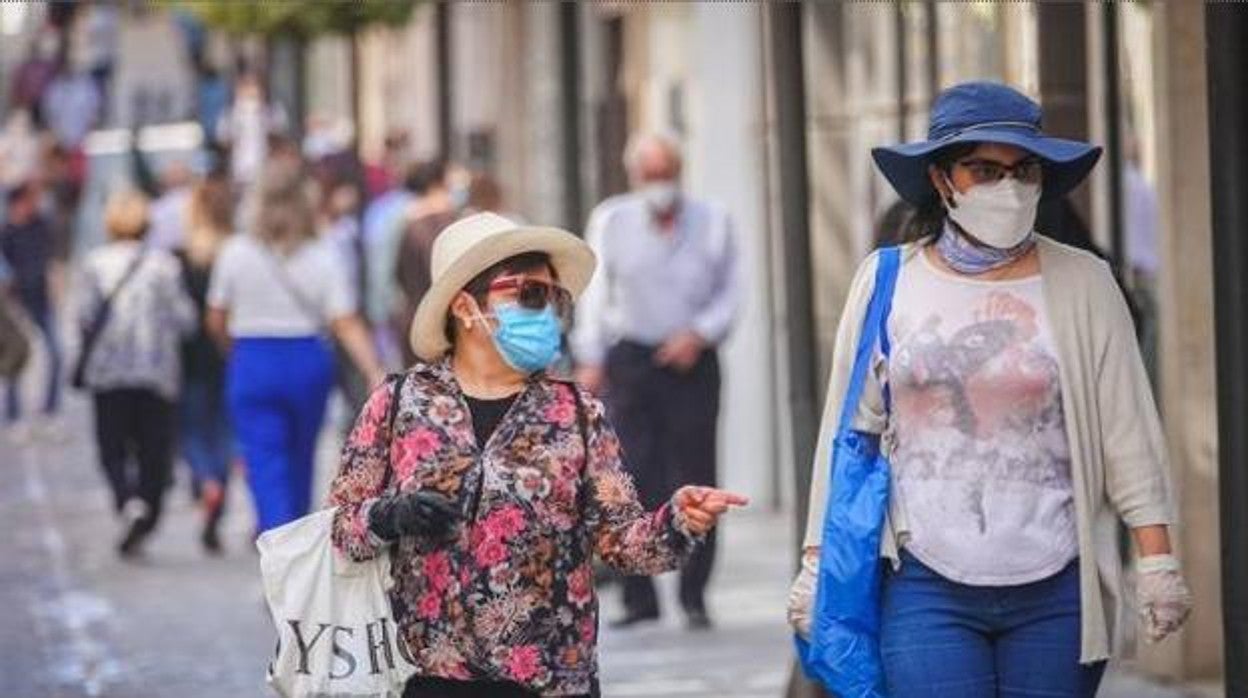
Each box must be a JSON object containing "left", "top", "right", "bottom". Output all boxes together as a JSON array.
[{"left": 934, "top": 221, "right": 1036, "bottom": 275}]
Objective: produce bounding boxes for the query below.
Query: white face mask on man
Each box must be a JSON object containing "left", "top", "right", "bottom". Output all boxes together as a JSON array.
[
  {"left": 944, "top": 176, "right": 1041, "bottom": 249},
  {"left": 639, "top": 181, "right": 680, "bottom": 213}
]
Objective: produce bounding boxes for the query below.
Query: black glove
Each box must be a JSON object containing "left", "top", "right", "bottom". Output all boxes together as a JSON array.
[{"left": 368, "top": 490, "right": 461, "bottom": 543}]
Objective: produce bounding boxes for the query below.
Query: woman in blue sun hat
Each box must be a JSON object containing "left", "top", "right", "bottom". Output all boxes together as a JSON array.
[{"left": 788, "top": 81, "right": 1192, "bottom": 696}]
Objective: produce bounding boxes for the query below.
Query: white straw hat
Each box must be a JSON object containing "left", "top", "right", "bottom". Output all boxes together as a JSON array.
[{"left": 409, "top": 211, "right": 597, "bottom": 361}]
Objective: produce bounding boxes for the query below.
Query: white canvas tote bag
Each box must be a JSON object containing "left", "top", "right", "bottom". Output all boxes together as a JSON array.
[
  {"left": 258, "top": 507, "right": 417, "bottom": 697},
  {"left": 258, "top": 373, "right": 416, "bottom": 697}
]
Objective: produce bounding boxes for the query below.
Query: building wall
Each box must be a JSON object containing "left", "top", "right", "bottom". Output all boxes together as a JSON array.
[
  {"left": 304, "top": 35, "right": 352, "bottom": 138},
  {"left": 684, "top": 3, "right": 776, "bottom": 505},
  {"left": 1143, "top": 1, "right": 1222, "bottom": 681},
  {"left": 802, "top": 2, "right": 909, "bottom": 380},
  {"left": 357, "top": 9, "right": 440, "bottom": 163}
]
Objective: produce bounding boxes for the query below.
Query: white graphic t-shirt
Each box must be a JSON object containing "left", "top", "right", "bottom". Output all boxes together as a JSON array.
[{"left": 887, "top": 251, "right": 1078, "bottom": 586}]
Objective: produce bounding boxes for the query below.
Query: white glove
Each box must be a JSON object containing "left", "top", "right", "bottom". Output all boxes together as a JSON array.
[
  {"left": 787, "top": 547, "right": 820, "bottom": 639},
  {"left": 1136, "top": 554, "right": 1193, "bottom": 643}
]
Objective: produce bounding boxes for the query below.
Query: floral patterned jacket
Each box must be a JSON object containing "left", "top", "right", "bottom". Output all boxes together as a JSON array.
[{"left": 328, "top": 359, "right": 698, "bottom": 696}]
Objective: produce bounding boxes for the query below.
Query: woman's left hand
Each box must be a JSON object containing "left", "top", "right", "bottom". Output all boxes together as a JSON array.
[
  {"left": 1137, "top": 554, "right": 1193, "bottom": 643},
  {"left": 673, "top": 486, "right": 749, "bottom": 535}
]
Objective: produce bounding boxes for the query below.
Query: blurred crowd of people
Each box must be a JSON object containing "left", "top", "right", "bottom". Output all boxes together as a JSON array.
[
  {"left": 0, "top": 5, "right": 513, "bottom": 560},
  {"left": 1, "top": 8, "right": 744, "bottom": 641}
]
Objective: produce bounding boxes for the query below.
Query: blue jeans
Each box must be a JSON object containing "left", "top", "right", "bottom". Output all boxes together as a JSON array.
[
  {"left": 180, "top": 377, "right": 233, "bottom": 490},
  {"left": 6, "top": 303, "right": 61, "bottom": 421},
  {"left": 227, "top": 337, "right": 334, "bottom": 532},
  {"left": 880, "top": 551, "right": 1106, "bottom": 698}
]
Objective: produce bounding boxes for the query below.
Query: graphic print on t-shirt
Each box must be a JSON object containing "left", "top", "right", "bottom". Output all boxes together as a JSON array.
[{"left": 888, "top": 258, "right": 1077, "bottom": 585}]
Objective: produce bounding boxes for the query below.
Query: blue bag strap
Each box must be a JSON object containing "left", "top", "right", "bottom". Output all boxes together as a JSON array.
[{"left": 835, "top": 246, "right": 900, "bottom": 434}]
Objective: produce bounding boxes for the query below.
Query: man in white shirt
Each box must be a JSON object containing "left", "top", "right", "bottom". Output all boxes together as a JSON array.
[
  {"left": 146, "top": 161, "right": 194, "bottom": 252},
  {"left": 573, "top": 132, "right": 739, "bottom": 630},
  {"left": 41, "top": 70, "right": 101, "bottom": 149}
]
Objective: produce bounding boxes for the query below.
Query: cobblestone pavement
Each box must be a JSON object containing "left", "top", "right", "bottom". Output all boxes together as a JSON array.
[{"left": 0, "top": 380, "right": 1219, "bottom": 697}]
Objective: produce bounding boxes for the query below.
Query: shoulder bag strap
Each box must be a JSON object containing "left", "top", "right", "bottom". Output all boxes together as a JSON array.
[
  {"left": 569, "top": 384, "right": 593, "bottom": 513},
  {"left": 95, "top": 247, "right": 149, "bottom": 323},
  {"left": 836, "top": 246, "right": 900, "bottom": 433},
  {"left": 79, "top": 247, "right": 149, "bottom": 357},
  {"left": 258, "top": 243, "right": 325, "bottom": 329},
  {"left": 378, "top": 372, "right": 409, "bottom": 495}
]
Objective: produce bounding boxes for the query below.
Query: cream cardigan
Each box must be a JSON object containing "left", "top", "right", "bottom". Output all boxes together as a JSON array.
[{"left": 801, "top": 235, "right": 1174, "bottom": 663}]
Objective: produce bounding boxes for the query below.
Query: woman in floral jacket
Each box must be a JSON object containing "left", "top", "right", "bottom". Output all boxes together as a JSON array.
[{"left": 328, "top": 212, "right": 747, "bottom": 698}]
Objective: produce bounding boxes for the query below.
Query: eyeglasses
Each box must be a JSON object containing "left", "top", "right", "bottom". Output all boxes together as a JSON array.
[
  {"left": 954, "top": 157, "right": 1044, "bottom": 185},
  {"left": 487, "top": 276, "right": 573, "bottom": 319}
]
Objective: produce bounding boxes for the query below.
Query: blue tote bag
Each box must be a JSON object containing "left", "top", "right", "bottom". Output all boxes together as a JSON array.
[{"left": 795, "top": 246, "right": 900, "bottom": 698}]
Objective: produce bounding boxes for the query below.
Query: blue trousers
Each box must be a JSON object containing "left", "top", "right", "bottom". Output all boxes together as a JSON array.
[
  {"left": 180, "top": 376, "right": 233, "bottom": 491},
  {"left": 227, "top": 337, "right": 333, "bottom": 532},
  {"left": 880, "top": 551, "right": 1106, "bottom": 698},
  {"left": 6, "top": 303, "right": 62, "bottom": 421}
]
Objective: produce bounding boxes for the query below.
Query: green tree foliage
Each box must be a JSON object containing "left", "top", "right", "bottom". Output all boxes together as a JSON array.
[{"left": 178, "top": 1, "right": 418, "bottom": 38}]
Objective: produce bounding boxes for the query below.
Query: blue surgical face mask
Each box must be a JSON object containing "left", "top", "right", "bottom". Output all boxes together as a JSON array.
[
  {"left": 450, "top": 184, "right": 470, "bottom": 210},
  {"left": 479, "top": 302, "right": 563, "bottom": 374}
]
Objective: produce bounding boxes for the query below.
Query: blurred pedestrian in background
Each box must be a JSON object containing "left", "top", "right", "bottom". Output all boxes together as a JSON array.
[
  {"left": 10, "top": 28, "right": 62, "bottom": 126},
  {"left": 362, "top": 159, "right": 417, "bottom": 370},
  {"left": 0, "top": 110, "right": 41, "bottom": 189},
  {"left": 206, "top": 160, "right": 383, "bottom": 534},
  {"left": 215, "top": 72, "right": 287, "bottom": 189},
  {"left": 2, "top": 180, "right": 65, "bottom": 441},
  {"left": 328, "top": 212, "right": 748, "bottom": 697},
  {"left": 77, "top": 189, "right": 196, "bottom": 557},
  {"left": 573, "top": 132, "right": 740, "bottom": 630},
  {"left": 40, "top": 143, "right": 85, "bottom": 261},
  {"left": 147, "top": 160, "right": 195, "bottom": 252},
  {"left": 465, "top": 170, "right": 504, "bottom": 215},
  {"left": 177, "top": 168, "right": 234, "bottom": 554},
  {"left": 788, "top": 82, "right": 1190, "bottom": 697},
  {"left": 323, "top": 176, "right": 365, "bottom": 310},
  {"left": 39, "top": 65, "right": 100, "bottom": 151},
  {"left": 322, "top": 175, "right": 373, "bottom": 422},
  {"left": 364, "top": 128, "right": 410, "bottom": 200},
  {"left": 70, "top": 0, "right": 120, "bottom": 122},
  {"left": 0, "top": 252, "right": 30, "bottom": 383},
  {"left": 394, "top": 158, "right": 462, "bottom": 367},
  {"left": 195, "top": 63, "right": 231, "bottom": 155}
]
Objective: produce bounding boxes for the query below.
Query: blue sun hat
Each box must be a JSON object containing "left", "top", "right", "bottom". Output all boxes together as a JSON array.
[{"left": 872, "top": 81, "right": 1102, "bottom": 206}]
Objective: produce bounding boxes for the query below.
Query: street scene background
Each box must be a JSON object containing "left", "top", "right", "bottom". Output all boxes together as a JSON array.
[{"left": 0, "top": 2, "right": 1235, "bottom": 697}]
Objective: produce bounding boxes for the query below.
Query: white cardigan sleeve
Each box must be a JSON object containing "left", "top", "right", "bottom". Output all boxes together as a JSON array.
[
  {"left": 1091, "top": 261, "right": 1175, "bottom": 528},
  {"left": 802, "top": 249, "right": 890, "bottom": 549}
]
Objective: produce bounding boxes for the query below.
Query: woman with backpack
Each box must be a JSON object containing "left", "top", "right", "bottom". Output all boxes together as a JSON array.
[{"left": 327, "top": 212, "right": 748, "bottom": 697}]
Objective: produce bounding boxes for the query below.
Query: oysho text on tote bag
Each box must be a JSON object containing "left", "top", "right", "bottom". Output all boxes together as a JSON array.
[{"left": 259, "top": 374, "right": 416, "bottom": 697}]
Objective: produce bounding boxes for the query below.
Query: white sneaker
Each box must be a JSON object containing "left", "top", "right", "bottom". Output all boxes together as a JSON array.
[
  {"left": 120, "top": 498, "right": 150, "bottom": 525},
  {"left": 118, "top": 499, "right": 153, "bottom": 558}
]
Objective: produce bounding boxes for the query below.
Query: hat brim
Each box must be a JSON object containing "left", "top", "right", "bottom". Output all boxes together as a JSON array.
[
  {"left": 871, "top": 128, "right": 1103, "bottom": 207},
  {"left": 409, "top": 226, "right": 597, "bottom": 361}
]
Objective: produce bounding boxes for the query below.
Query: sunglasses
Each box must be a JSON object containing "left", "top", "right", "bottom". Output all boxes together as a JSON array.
[
  {"left": 954, "top": 157, "right": 1044, "bottom": 186},
  {"left": 486, "top": 276, "right": 573, "bottom": 318}
]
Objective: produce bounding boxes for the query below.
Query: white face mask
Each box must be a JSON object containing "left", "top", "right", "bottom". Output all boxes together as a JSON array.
[
  {"left": 944, "top": 176, "right": 1041, "bottom": 249},
  {"left": 639, "top": 181, "right": 679, "bottom": 213}
]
